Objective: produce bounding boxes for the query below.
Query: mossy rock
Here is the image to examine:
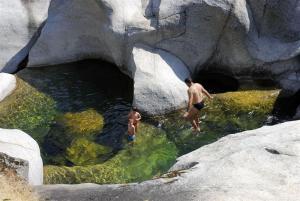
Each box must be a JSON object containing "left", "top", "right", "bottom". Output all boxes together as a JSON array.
[
  {"left": 44, "top": 123, "right": 178, "bottom": 184},
  {"left": 57, "top": 109, "right": 104, "bottom": 137},
  {"left": 160, "top": 90, "right": 280, "bottom": 155},
  {"left": 66, "top": 138, "right": 112, "bottom": 166},
  {"left": 215, "top": 90, "right": 280, "bottom": 114},
  {"left": 0, "top": 77, "right": 56, "bottom": 144}
]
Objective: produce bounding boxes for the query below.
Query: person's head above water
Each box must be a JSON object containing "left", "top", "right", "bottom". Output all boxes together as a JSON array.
[
  {"left": 184, "top": 78, "right": 193, "bottom": 87},
  {"left": 132, "top": 106, "right": 138, "bottom": 112}
]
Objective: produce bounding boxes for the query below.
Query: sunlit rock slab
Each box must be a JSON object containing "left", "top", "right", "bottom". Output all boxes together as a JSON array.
[{"left": 0, "top": 0, "right": 50, "bottom": 72}]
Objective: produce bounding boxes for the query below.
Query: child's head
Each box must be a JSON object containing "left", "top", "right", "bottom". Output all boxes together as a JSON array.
[{"left": 132, "top": 106, "right": 138, "bottom": 112}]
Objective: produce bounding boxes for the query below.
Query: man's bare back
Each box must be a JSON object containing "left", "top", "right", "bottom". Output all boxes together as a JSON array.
[
  {"left": 188, "top": 83, "right": 205, "bottom": 105},
  {"left": 184, "top": 78, "right": 213, "bottom": 132}
]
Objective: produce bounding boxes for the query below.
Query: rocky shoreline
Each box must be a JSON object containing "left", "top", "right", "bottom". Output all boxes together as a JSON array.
[{"left": 35, "top": 120, "right": 300, "bottom": 201}]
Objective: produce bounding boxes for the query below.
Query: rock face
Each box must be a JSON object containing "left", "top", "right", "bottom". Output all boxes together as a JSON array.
[
  {"left": 1, "top": 0, "right": 300, "bottom": 114},
  {"left": 0, "top": 152, "right": 29, "bottom": 182},
  {"left": 0, "top": 0, "right": 50, "bottom": 73},
  {"left": 131, "top": 44, "right": 190, "bottom": 114},
  {"left": 0, "top": 129, "right": 43, "bottom": 185},
  {"left": 36, "top": 120, "right": 300, "bottom": 201},
  {"left": 0, "top": 73, "right": 16, "bottom": 102}
]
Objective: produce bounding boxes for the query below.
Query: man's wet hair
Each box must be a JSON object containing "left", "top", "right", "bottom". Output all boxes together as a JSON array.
[{"left": 184, "top": 78, "right": 193, "bottom": 84}]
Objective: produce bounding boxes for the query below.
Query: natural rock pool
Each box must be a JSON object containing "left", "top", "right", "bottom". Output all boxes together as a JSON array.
[{"left": 0, "top": 60, "right": 281, "bottom": 184}]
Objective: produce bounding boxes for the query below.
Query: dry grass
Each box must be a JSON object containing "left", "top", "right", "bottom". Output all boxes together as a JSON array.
[{"left": 0, "top": 171, "right": 41, "bottom": 201}]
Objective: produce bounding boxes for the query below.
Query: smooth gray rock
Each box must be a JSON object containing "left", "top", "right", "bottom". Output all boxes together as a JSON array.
[
  {"left": 36, "top": 120, "right": 300, "bottom": 201},
  {"left": 26, "top": 0, "right": 300, "bottom": 114},
  {"left": 0, "top": 0, "right": 50, "bottom": 72},
  {"left": 131, "top": 44, "right": 190, "bottom": 115},
  {"left": 0, "top": 73, "right": 16, "bottom": 102},
  {"left": 0, "top": 129, "right": 43, "bottom": 185},
  {"left": 2, "top": 0, "right": 300, "bottom": 114}
]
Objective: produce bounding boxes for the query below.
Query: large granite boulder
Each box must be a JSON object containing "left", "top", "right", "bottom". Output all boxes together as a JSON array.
[
  {"left": 36, "top": 120, "right": 300, "bottom": 201},
  {"left": 1, "top": 0, "right": 300, "bottom": 113},
  {"left": 0, "top": 73, "right": 16, "bottom": 102},
  {"left": 0, "top": 129, "right": 43, "bottom": 185},
  {"left": 0, "top": 0, "right": 50, "bottom": 72},
  {"left": 27, "top": 0, "right": 300, "bottom": 114},
  {"left": 131, "top": 44, "right": 190, "bottom": 115}
]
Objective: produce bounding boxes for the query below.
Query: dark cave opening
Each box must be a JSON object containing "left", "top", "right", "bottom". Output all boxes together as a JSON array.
[
  {"left": 193, "top": 71, "right": 240, "bottom": 93},
  {"left": 272, "top": 89, "right": 300, "bottom": 118}
]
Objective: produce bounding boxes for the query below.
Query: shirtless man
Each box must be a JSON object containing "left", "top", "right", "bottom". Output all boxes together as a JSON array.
[
  {"left": 128, "top": 107, "right": 142, "bottom": 133},
  {"left": 183, "top": 78, "right": 213, "bottom": 132}
]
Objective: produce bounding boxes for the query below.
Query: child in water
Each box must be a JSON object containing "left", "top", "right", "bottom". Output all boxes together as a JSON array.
[
  {"left": 128, "top": 107, "right": 141, "bottom": 132},
  {"left": 127, "top": 119, "right": 136, "bottom": 145}
]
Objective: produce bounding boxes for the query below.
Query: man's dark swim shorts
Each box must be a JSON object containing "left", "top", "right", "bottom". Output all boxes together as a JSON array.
[
  {"left": 128, "top": 134, "right": 136, "bottom": 142},
  {"left": 193, "top": 101, "right": 205, "bottom": 111}
]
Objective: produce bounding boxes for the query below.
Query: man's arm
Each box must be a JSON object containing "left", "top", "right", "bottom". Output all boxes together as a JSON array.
[
  {"left": 202, "top": 87, "right": 213, "bottom": 99},
  {"left": 136, "top": 113, "right": 141, "bottom": 121}
]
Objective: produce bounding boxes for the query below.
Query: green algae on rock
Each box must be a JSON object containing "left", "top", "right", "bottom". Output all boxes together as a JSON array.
[
  {"left": 66, "top": 138, "right": 112, "bottom": 166},
  {"left": 58, "top": 109, "right": 104, "bottom": 137},
  {"left": 161, "top": 90, "right": 280, "bottom": 155},
  {"left": 43, "top": 109, "right": 107, "bottom": 166},
  {"left": 44, "top": 123, "right": 178, "bottom": 184},
  {"left": 0, "top": 77, "right": 56, "bottom": 144}
]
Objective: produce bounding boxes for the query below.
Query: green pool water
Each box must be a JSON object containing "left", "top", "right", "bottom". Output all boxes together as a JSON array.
[{"left": 0, "top": 60, "right": 280, "bottom": 184}]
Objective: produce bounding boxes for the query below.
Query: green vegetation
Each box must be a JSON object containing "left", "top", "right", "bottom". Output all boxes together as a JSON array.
[
  {"left": 44, "top": 123, "right": 178, "bottom": 184},
  {"left": 160, "top": 90, "right": 280, "bottom": 155},
  {"left": 66, "top": 138, "right": 111, "bottom": 165},
  {"left": 44, "top": 109, "right": 107, "bottom": 166},
  {"left": 58, "top": 109, "right": 104, "bottom": 137},
  {"left": 0, "top": 77, "right": 56, "bottom": 144}
]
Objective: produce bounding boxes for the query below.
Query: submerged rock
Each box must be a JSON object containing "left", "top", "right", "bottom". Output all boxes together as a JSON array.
[
  {"left": 160, "top": 89, "right": 280, "bottom": 155},
  {"left": 36, "top": 120, "right": 300, "bottom": 201},
  {"left": 65, "top": 138, "right": 111, "bottom": 166},
  {"left": 0, "top": 129, "right": 43, "bottom": 185},
  {"left": 57, "top": 109, "right": 105, "bottom": 137},
  {"left": 0, "top": 76, "right": 56, "bottom": 144},
  {"left": 43, "top": 123, "right": 177, "bottom": 184}
]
